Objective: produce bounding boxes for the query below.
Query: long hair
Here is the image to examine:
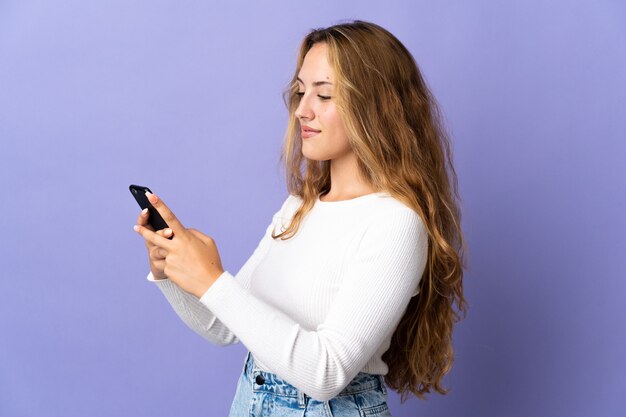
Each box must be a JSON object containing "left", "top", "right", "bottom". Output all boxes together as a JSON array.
[{"left": 275, "top": 20, "right": 467, "bottom": 401}]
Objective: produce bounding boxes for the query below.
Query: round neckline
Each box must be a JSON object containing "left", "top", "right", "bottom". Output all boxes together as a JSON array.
[{"left": 316, "top": 191, "right": 388, "bottom": 205}]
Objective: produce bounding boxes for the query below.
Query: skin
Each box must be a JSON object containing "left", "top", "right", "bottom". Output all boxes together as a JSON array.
[
  {"left": 296, "top": 43, "right": 375, "bottom": 201},
  {"left": 134, "top": 191, "right": 224, "bottom": 298},
  {"left": 134, "top": 43, "right": 376, "bottom": 298}
]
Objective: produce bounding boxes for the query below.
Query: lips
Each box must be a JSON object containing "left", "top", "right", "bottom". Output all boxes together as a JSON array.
[{"left": 301, "top": 125, "right": 321, "bottom": 139}]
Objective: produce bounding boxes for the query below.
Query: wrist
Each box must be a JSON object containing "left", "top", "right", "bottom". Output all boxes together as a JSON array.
[{"left": 194, "top": 268, "right": 224, "bottom": 298}]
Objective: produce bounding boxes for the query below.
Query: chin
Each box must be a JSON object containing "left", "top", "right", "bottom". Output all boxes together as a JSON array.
[
  {"left": 302, "top": 153, "right": 327, "bottom": 162},
  {"left": 301, "top": 146, "right": 327, "bottom": 162}
]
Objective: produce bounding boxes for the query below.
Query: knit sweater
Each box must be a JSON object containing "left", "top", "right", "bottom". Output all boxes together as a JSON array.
[{"left": 147, "top": 192, "right": 428, "bottom": 401}]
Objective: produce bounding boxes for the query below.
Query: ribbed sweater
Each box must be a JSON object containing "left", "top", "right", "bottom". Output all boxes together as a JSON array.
[{"left": 148, "top": 192, "right": 428, "bottom": 401}]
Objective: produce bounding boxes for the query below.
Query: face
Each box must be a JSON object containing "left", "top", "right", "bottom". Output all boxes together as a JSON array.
[{"left": 295, "top": 43, "right": 352, "bottom": 162}]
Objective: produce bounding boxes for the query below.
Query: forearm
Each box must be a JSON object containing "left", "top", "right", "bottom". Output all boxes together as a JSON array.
[
  {"left": 149, "top": 272, "right": 238, "bottom": 346},
  {"left": 200, "top": 268, "right": 416, "bottom": 401}
]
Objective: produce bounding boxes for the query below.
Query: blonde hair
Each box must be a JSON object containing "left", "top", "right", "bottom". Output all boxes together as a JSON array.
[{"left": 275, "top": 20, "right": 467, "bottom": 401}]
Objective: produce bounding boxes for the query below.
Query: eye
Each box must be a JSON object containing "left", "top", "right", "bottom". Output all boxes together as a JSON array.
[
  {"left": 318, "top": 95, "right": 331, "bottom": 101},
  {"left": 295, "top": 92, "right": 304, "bottom": 98}
]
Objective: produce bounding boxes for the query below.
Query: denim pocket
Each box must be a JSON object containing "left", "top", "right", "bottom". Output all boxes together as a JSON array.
[
  {"left": 352, "top": 379, "right": 391, "bottom": 417},
  {"left": 361, "top": 402, "right": 391, "bottom": 416}
]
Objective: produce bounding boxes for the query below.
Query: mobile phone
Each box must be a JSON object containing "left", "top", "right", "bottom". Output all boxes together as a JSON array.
[{"left": 129, "top": 184, "right": 172, "bottom": 237}]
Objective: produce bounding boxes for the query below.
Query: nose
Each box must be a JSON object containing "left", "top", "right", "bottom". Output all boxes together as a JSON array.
[{"left": 294, "top": 94, "right": 314, "bottom": 121}]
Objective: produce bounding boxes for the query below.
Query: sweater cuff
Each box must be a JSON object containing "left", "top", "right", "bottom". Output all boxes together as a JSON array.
[
  {"left": 200, "top": 270, "right": 235, "bottom": 305},
  {"left": 147, "top": 271, "right": 168, "bottom": 282}
]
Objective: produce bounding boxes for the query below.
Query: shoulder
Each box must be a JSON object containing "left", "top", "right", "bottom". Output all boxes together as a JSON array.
[
  {"left": 274, "top": 194, "right": 302, "bottom": 219},
  {"left": 368, "top": 193, "right": 424, "bottom": 228},
  {"left": 278, "top": 192, "right": 423, "bottom": 223},
  {"left": 349, "top": 195, "right": 429, "bottom": 284},
  {"left": 273, "top": 193, "right": 426, "bottom": 239},
  {"left": 284, "top": 193, "right": 303, "bottom": 211},
  {"left": 267, "top": 194, "right": 302, "bottom": 232},
  {"left": 373, "top": 193, "right": 418, "bottom": 214},
  {"left": 359, "top": 194, "right": 428, "bottom": 250}
]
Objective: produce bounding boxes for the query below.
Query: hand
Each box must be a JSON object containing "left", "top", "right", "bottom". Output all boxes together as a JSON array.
[
  {"left": 136, "top": 207, "right": 174, "bottom": 280},
  {"left": 133, "top": 191, "right": 225, "bottom": 298}
]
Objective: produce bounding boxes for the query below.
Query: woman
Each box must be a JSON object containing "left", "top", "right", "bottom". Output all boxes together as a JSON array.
[{"left": 134, "top": 20, "right": 467, "bottom": 416}]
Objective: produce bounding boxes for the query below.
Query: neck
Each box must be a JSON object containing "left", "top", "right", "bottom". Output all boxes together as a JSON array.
[{"left": 322, "top": 152, "right": 375, "bottom": 200}]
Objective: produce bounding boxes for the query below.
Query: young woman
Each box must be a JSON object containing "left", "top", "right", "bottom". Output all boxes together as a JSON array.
[{"left": 134, "top": 20, "right": 466, "bottom": 416}]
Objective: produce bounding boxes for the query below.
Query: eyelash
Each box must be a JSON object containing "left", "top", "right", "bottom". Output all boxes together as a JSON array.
[{"left": 296, "top": 92, "right": 331, "bottom": 101}]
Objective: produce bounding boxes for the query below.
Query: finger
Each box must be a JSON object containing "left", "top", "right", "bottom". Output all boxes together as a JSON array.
[
  {"left": 150, "top": 245, "right": 168, "bottom": 260},
  {"left": 151, "top": 259, "right": 166, "bottom": 272},
  {"left": 145, "top": 229, "right": 172, "bottom": 248},
  {"left": 134, "top": 224, "right": 174, "bottom": 250},
  {"left": 145, "top": 191, "right": 186, "bottom": 235},
  {"left": 137, "top": 208, "right": 155, "bottom": 231},
  {"left": 156, "top": 228, "right": 173, "bottom": 238},
  {"left": 143, "top": 226, "right": 169, "bottom": 249}
]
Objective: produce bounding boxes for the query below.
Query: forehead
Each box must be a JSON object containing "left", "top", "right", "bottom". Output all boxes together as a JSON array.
[{"left": 297, "top": 43, "right": 334, "bottom": 83}]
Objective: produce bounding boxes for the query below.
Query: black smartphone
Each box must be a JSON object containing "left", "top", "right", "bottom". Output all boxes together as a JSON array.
[{"left": 129, "top": 184, "right": 171, "bottom": 237}]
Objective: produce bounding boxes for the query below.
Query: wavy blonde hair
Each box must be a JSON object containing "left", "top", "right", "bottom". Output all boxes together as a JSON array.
[{"left": 274, "top": 20, "right": 467, "bottom": 401}]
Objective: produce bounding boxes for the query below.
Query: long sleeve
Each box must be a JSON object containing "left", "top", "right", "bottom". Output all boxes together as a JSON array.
[
  {"left": 147, "top": 196, "right": 293, "bottom": 346},
  {"left": 148, "top": 273, "right": 237, "bottom": 345},
  {"left": 199, "top": 206, "right": 428, "bottom": 401}
]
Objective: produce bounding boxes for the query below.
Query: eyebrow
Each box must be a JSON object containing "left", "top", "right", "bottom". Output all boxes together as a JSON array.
[{"left": 296, "top": 77, "right": 333, "bottom": 87}]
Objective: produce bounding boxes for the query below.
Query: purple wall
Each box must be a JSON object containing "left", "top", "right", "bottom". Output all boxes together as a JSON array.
[{"left": 1, "top": 1, "right": 624, "bottom": 416}]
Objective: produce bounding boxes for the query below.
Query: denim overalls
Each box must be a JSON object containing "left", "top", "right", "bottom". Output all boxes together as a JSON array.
[{"left": 229, "top": 352, "right": 392, "bottom": 416}]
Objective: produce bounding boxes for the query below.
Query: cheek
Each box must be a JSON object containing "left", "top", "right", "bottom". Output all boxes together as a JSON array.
[
  {"left": 321, "top": 106, "right": 340, "bottom": 131},
  {"left": 324, "top": 108, "right": 348, "bottom": 143}
]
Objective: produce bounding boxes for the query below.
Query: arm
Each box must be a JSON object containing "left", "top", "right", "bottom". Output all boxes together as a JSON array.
[
  {"left": 200, "top": 207, "right": 428, "bottom": 401},
  {"left": 148, "top": 196, "right": 294, "bottom": 346},
  {"left": 149, "top": 273, "right": 237, "bottom": 346}
]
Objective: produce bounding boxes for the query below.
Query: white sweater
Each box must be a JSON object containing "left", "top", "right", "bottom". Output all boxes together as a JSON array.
[{"left": 148, "top": 192, "right": 428, "bottom": 401}]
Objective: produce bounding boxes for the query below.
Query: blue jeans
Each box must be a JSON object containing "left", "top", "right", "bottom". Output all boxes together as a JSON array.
[{"left": 229, "top": 352, "right": 392, "bottom": 416}]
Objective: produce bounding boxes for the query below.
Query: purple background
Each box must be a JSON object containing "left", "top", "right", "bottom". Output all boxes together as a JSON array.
[{"left": 1, "top": 1, "right": 625, "bottom": 416}]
